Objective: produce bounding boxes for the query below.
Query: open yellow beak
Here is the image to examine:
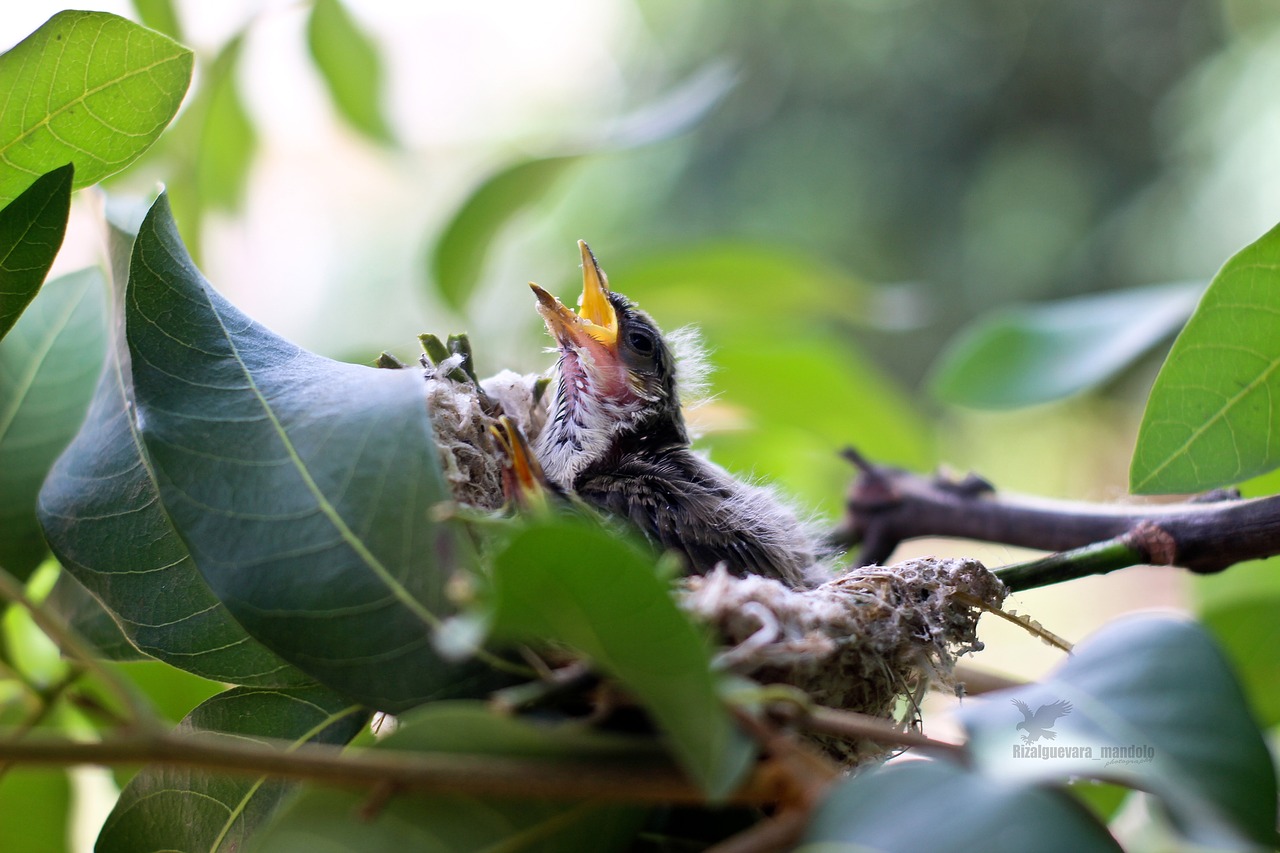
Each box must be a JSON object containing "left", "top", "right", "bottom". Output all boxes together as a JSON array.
[
  {"left": 490, "top": 416, "right": 549, "bottom": 512},
  {"left": 529, "top": 241, "right": 619, "bottom": 351},
  {"left": 576, "top": 240, "right": 618, "bottom": 347}
]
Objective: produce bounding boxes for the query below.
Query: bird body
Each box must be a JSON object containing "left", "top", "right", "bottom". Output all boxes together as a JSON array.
[{"left": 530, "top": 242, "right": 823, "bottom": 588}]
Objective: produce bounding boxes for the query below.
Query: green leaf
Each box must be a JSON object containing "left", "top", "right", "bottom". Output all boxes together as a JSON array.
[
  {"left": 256, "top": 701, "right": 646, "bottom": 853},
  {"left": 431, "top": 155, "right": 578, "bottom": 313},
  {"left": 485, "top": 517, "right": 755, "bottom": 800},
  {"left": 306, "top": 0, "right": 394, "bottom": 144},
  {"left": 2, "top": 563, "right": 69, "bottom": 686},
  {"left": 37, "top": 220, "right": 308, "bottom": 687},
  {"left": 0, "top": 11, "right": 193, "bottom": 207},
  {"left": 956, "top": 615, "right": 1277, "bottom": 848},
  {"left": 0, "top": 269, "right": 106, "bottom": 580},
  {"left": 0, "top": 768, "right": 71, "bottom": 853},
  {"left": 931, "top": 282, "right": 1203, "bottom": 409},
  {"left": 0, "top": 163, "right": 73, "bottom": 341},
  {"left": 1200, "top": 594, "right": 1280, "bottom": 728},
  {"left": 123, "top": 193, "right": 493, "bottom": 711},
  {"left": 44, "top": 569, "right": 147, "bottom": 663},
  {"left": 129, "top": 0, "right": 183, "bottom": 41},
  {"left": 799, "top": 760, "right": 1122, "bottom": 853},
  {"left": 1131, "top": 224, "right": 1280, "bottom": 493},
  {"left": 97, "top": 685, "right": 367, "bottom": 853},
  {"left": 196, "top": 34, "right": 257, "bottom": 212}
]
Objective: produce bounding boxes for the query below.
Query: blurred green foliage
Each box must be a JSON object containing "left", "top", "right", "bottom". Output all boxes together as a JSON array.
[{"left": 4, "top": 2, "right": 1280, "bottom": 851}]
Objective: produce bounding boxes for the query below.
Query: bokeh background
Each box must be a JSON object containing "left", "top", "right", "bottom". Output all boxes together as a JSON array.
[{"left": 7, "top": 0, "right": 1280, "bottom": 786}]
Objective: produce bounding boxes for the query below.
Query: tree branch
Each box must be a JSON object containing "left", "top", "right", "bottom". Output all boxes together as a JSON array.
[
  {"left": 0, "top": 730, "right": 773, "bottom": 805},
  {"left": 831, "top": 448, "right": 1280, "bottom": 582}
]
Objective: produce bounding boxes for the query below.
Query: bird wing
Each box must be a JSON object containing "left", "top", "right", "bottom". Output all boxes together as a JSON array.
[
  {"left": 577, "top": 452, "right": 803, "bottom": 583},
  {"left": 1011, "top": 698, "right": 1033, "bottom": 722},
  {"left": 1032, "top": 700, "right": 1073, "bottom": 726}
]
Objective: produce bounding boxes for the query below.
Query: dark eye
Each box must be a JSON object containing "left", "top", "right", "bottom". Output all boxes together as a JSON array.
[{"left": 628, "top": 330, "right": 655, "bottom": 355}]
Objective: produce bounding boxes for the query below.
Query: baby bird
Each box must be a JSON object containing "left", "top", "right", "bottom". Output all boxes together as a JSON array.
[{"left": 529, "top": 242, "right": 824, "bottom": 588}]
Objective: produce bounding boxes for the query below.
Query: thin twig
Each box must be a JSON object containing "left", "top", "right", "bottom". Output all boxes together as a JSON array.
[
  {"left": 0, "top": 667, "right": 86, "bottom": 781},
  {"left": 994, "top": 538, "right": 1143, "bottom": 591},
  {"left": 0, "top": 730, "right": 778, "bottom": 805},
  {"left": 0, "top": 568, "right": 160, "bottom": 730},
  {"left": 951, "top": 664, "right": 1025, "bottom": 696},
  {"left": 793, "top": 705, "right": 964, "bottom": 758}
]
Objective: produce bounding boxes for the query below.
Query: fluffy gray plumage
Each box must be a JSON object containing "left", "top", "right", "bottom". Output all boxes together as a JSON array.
[{"left": 534, "top": 282, "right": 824, "bottom": 588}]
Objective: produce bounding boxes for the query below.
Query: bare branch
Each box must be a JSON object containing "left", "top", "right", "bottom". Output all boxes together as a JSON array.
[
  {"left": 0, "top": 730, "right": 775, "bottom": 805},
  {"left": 831, "top": 449, "right": 1280, "bottom": 583}
]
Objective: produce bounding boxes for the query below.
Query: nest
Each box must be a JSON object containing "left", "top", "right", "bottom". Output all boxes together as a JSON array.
[
  {"left": 679, "top": 559, "right": 1004, "bottom": 760},
  {"left": 421, "top": 363, "right": 544, "bottom": 510},
  {"left": 419, "top": 356, "right": 1006, "bottom": 762}
]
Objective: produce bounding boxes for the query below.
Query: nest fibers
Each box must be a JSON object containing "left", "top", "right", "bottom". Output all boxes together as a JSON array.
[
  {"left": 680, "top": 559, "right": 1005, "bottom": 759},
  {"left": 421, "top": 359, "right": 1006, "bottom": 758}
]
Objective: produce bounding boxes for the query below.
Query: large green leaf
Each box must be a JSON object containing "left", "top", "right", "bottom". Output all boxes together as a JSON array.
[
  {"left": 1131, "top": 223, "right": 1280, "bottom": 493},
  {"left": 255, "top": 701, "right": 647, "bottom": 853},
  {"left": 44, "top": 570, "right": 147, "bottom": 663},
  {"left": 931, "top": 282, "right": 1204, "bottom": 409},
  {"left": 37, "top": 217, "right": 308, "bottom": 687},
  {"left": 97, "top": 685, "right": 367, "bottom": 853},
  {"left": 0, "top": 164, "right": 73, "bottom": 341},
  {"left": 0, "top": 269, "right": 106, "bottom": 580},
  {"left": 799, "top": 759, "right": 1122, "bottom": 853},
  {"left": 123, "top": 193, "right": 492, "bottom": 711},
  {"left": 956, "top": 615, "right": 1277, "bottom": 849},
  {"left": 484, "top": 517, "right": 755, "bottom": 800},
  {"left": 306, "top": 0, "right": 394, "bottom": 144},
  {"left": 431, "top": 155, "right": 579, "bottom": 313},
  {"left": 0, "top": 11, "right": 193, "bottom": 206}
]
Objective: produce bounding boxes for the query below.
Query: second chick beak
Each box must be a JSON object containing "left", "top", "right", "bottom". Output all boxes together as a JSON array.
[
  {"left": 490, "top": 416, "right": 550, "bottom": 512},
  {"left": 529, "top": 240, "right": 619, "bottom": 351}
]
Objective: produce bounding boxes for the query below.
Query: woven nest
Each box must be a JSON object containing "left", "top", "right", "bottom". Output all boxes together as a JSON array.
[
  {"left": 421, "top": 364, "right": 544, "bottom": 510},
  {"left": 679, "top": 559, "right": 1005, "bottom": 760}
]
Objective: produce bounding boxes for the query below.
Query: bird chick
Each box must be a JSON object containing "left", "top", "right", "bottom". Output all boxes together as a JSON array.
[{"left": 530, "top": 242, "right": 825, "bottom": 588}]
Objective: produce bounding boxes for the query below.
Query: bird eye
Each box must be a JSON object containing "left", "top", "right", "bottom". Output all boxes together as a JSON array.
[{"left": 628, "top": 330, "right": 655, "bottom": 355}]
